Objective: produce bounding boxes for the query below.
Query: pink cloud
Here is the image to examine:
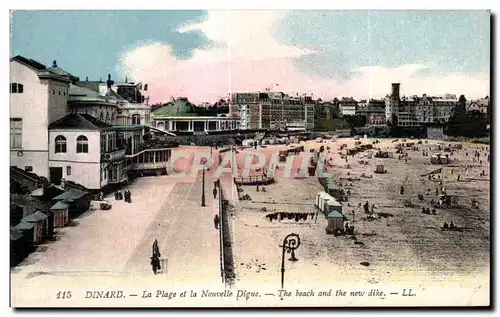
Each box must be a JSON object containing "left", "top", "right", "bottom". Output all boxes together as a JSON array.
[{"left": 119, "top": 11, "right": 489, "bottom": 104}]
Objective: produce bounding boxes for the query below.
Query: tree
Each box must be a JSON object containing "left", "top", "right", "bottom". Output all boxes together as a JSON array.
[
  {"left": 343, "top": 115, "right": 367, "bottom": 128},
  {"left": 445, "top": 102, "right": 487, "bottom": 137}
]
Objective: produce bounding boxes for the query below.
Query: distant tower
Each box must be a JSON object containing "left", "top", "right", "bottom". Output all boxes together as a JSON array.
[{"left": 386, "top": 83, "right": 400, "bottom": 125}]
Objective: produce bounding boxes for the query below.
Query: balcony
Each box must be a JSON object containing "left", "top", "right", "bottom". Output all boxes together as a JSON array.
[{"left": 101, "top": 148, "right": 126, "bottom": 162}]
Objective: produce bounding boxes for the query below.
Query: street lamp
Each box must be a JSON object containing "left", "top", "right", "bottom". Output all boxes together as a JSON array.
[
  {"left": 280, "top": 233, "right": 301, "bottom": 289},
  {"left": 201, "top": 159, "right": 206, "bottom": 207}
]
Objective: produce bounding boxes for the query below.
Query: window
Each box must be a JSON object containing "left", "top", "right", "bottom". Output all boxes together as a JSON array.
[
  {"left": 66, "top": 166, "right": 71, "bottom": 175},
  {"left": 53, "top": 89, "right": 55, "bottom": 95},
  {"left": 107, "top": 135, "right": 113, "bottom": 151},
  {"left": 55, "top": 135, "right": 67, "bottom": 153},
  {"left": 132, "top": 114, "right": 141, "bottom": 125},
  {"left": 58, "top": 91, "right": 61, "bottom": 95},
  {"left": 63, "top": 91, "right": 66, "bottom": 96},
  {"left": 10, "top": 118, "right": 22, "bottom": 148},
  {"left": 10, "top": 83, "right": 23, "bottom": 94},
  {"left": 76, "top": 135, "right": 89, "bottom": 153}
]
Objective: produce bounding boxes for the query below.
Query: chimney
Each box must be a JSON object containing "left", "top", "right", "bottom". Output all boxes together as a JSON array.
[
  {"left": 52, "top": 60, "right": 57, "bottom": 67},
  {"left": 86, "top": 76, "right": 88, "bottom": 81},
  {"left": 125, "top": 77, "right": 128, "bottom": 83},
  {"left": 107, "top": 74, "right": 113, "bottom": 89}
]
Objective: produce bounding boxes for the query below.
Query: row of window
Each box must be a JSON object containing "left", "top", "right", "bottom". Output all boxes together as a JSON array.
[
  {"left": 10, "top": 83, "right": 23, "bottom": 94},
  {"left": 55, "top": 135, "right": 89, "bottom": 153},
  {"left": 11, "top": 83, "right": 67, "bottom": 96},
  {"left": 52, "top": 89, "right": 66, "bottom": 96}
]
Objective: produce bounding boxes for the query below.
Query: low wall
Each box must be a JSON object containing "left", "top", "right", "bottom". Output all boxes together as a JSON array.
[
  {"left": 174, "top": 129, "right": 352, "bottom": 146},
  {"left": 220, "top": 185, "right": 235, "bottom": 285}
]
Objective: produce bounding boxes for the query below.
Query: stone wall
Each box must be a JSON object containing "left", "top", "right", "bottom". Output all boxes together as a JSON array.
[{"left": 173, "top": 129, "right": 351, "bottom": 146}]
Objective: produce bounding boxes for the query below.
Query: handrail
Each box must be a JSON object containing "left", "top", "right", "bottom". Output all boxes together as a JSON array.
[{"left": 218, "top": 180, "right": 225, "bottom": 286}]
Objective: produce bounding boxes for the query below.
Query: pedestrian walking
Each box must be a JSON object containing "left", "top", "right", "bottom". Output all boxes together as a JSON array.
[
  {"left": 400, "top": 186, "right": 404, "bottom": 195},
  {"left": 125, "top": 190, "right": 131, "bottom": 203},
  {"left": 151, "top": 256, "right": 160, "bottom": 275},
  {"left": 214, "top": 214, "right": 220, "bottom": 230},
  {"left": 213, "top": 187, "right": 218, "bottom": 199},
  {"left": 153, "top": 239, "right": 161, "bottom": 258}
]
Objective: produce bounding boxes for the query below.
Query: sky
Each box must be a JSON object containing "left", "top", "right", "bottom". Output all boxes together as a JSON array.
[{"left": 11, "top": 10, "right": 490, "bottom": 104}]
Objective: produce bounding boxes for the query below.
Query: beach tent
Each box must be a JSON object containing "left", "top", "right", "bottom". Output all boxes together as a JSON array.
[
  {"left": 326, "top": 210, "right": 345, "bottom": 234},
  {"left": 21, "top": 211, "right": 49, "bottom": 243},
  {"left": 50, "top": 201, "right": 69, "bottom": 228},
  {"left": 15, "top": 221, "right": 36, "bottom": 244}
]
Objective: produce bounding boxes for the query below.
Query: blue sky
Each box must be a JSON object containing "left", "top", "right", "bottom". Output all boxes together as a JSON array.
[
  {"left": 277, "top": 11, "right": 490, "bottom": 79},
  {"left": 10, "top": 10, "right": 490, "bottom": 101},
  {"left": 11, "top": 10, "right": 213, "bottom": 80}
]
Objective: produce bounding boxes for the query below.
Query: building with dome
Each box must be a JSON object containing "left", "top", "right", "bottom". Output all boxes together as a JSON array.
[
  {"left": 151, "top": 97, "right": 240, "bottom": 134},
  {"left": 67, "top": 83, "right": 122, "bottom": 125},
  {"left": 74, "top": 75, "right": 151, "bottom": 126}
]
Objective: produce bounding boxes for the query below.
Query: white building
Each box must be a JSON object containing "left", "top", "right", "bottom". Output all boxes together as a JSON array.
[
  {"left": 229, "top": 92, "right": 315, "bottom": 131},
  {"left": 10, "top": 56, "right": 72, "bottom": 178},
  {"left": 339, "top": 97, "right": 358, "bottom": 116},
  {"left": 467, "top": 96, "right": 490, "bottom": 115},
  {"left": 48, "top": 113, "right": 127, "bottom": 190},
  {"left": 10, "top": 55, "right": 173, "bottom": 191},
  {"left": 385, "top": 83, "right": 458, "bottom": 127},
  {"left": 151, "top": 98, "right": 239, "bottom": 133}
]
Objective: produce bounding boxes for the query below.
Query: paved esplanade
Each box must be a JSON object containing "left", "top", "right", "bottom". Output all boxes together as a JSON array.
[
  {"left": 11, "top": 172, "right": 222, "bottom": 294},
  {"left": 124, "top": 174, "right": 220, "bottom": 285}
]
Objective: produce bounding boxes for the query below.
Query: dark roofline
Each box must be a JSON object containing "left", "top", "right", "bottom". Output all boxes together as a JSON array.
[
  {"left": 68, "top": 100, "right": 118, "bottom": 107},
  {"left": 10, "top": 55, "right": 47, "bottom": 70},
  {"left": 49, "top": 113, "right": 113, "bottom": 131},
  {"left": 48, "top": 66, "right": 80, "bottom": 81}
]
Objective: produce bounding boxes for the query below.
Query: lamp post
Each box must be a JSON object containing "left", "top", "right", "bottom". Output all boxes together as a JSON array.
[
  {"left": 280, "top": 233, "right": 301, "bottom": 290},
  {"left": 201, "top": 159, "right": 206, "bottom": 207}
]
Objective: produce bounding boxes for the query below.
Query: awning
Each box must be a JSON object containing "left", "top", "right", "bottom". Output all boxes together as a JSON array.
[
  {"left": 30, "top": 188, "right": 44, "bottom": 197},
  {"left": 22, "top": 211, "right": 49, "bottom": 222},
  {"left": 10, "top": 227, "right": 24, "bottom": 241},
  {"left": 50, "top": 201, "right": 68, "bottom": 210},
  {"left": 53, "top": 188, "right": 89, "bottom": 202},
  {"left": 327, "top": 211, "right": 344, "bottom": 219},
  {"left": 15, "top": 221, "right": 35, "bottom": 230}
]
